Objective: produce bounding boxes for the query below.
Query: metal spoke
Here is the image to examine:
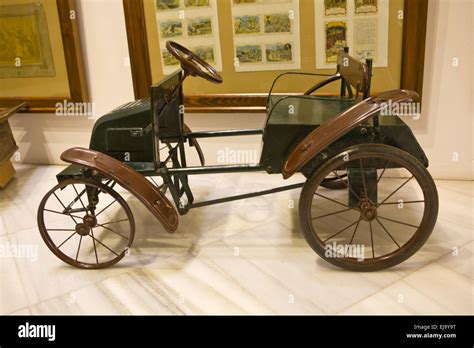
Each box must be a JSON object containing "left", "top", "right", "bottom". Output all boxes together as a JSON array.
[
  {"left": 99, "top": 218, "right": 129, "bottom": 227},
  {"left": 57, "top": 232, "right": 76, "bottom": 249},
  {"left": 162, "top": 144, "right": 178, "bottom": 166},
  {"left": 323, "top": 220, "right": 359, "bottom": 243},
  {"left": 348, "top": 219, "right": 361, "bottom": 244},
  {"left": 95, "top": 223, "right": 129, "bottom": 240},
  {"left": 90, "top": 228, "right": 99, "bottom": 264},
  {"left": 377, "top": 215, "right": 419, "bottom": 229},
  {"left": 53, "top": 193, "right": 78, "bottom": 224},
  {"left": 375, "top": 217, "right": 401, "bottom": 248},
  {"left": 323, "top": 170, "right": 347, "bottom": 183},
  {"left": 314, "top": 192, "right": 351, "bottom": 209},
  {"left": 377, "top": 161, "right": 391, "bottom": 183},
  {"left": 368, "top": 160, "right": 391, "bottom": 200},
  {"left": 99, "top": 180, "right": 116, "bottom": 192},
  {"left": 94, "top": 199, "right": 117, "bottom": 217},
  {"left": 380, "top": 200, "right": 425, "bottom": 205},
  {"left": 333, "top": 170, "right": 347, "bottom": 180},
  {"left": 312, "top": 208, "right": 352, "bottom": 220},
  {"left": 88, "top": 234, "right": 120, "bottom": 257},
  {"left": 44, "top": 209, "right": 83, "bottom": 220},
  {"left": 46, "top": 229, "right": 76, "bottom": 231},
  {"left": 72, "top": 184, "right": 87, "bottom": 211},
  {"left": 75, "top": 236, "right": 82, "bottom": 261},
  {"left": 63, "top": 187, "right": 87, "bottom": 214},
  {"left": 369, "top": 221, "right": 375, "bottom": 258},
  {"left": 332, "top": 170, "right": 361, "bottom": 201},
  {"left": 378, "top": 176, "right": 414, "bottom": 206}
]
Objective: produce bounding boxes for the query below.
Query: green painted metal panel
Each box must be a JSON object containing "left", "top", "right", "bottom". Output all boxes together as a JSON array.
[{"left": 260, "top": 95, "right": 427, "bottom": 175}]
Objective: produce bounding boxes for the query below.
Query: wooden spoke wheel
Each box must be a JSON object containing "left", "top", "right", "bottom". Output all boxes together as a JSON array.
[
  {"left": 38, "top": 178, "right": 135, "bottom": 269},
  {"left": 299, "top": 144, "right": 438, "bottom": 271}
]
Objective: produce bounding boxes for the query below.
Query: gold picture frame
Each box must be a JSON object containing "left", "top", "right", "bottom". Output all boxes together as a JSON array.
[{"left": 0, "top": 0, "right": 88, "bottom": 113}]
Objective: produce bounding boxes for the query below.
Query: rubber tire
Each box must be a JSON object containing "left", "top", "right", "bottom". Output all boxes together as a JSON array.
[
  {"left": 38, "top": 178, "right": 135, "bottom": 269},
  {"left": 299, "top": 144, "right": 438, "bottom": 272}
]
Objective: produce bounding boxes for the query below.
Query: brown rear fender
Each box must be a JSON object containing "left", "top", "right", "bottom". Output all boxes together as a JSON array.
[
  {"left": 60, "top": 147, "right": 179, "bottom": 233},
  {"left": 282, "top": 89, "right": 420, "bottom": 179}
]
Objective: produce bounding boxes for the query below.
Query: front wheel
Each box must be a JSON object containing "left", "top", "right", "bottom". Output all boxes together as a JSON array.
[
  {"left": 38, "top": 178, "right": 135, "bottom": 269},
  {"left": 299, "top": 144, "right": 438, "bottom": 272}
]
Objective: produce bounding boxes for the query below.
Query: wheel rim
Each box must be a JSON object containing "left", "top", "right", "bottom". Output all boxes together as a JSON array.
[
  {"left": 38, "top": 178, "right": 135, "bottom": 269},
  {"left": 304, "top": 147, "right": 436, "bottom": 267}
]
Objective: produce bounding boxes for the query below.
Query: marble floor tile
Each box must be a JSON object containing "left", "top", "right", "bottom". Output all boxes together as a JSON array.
[
  {"left": 6, "top": 222, "right": 196, "bottom": 312},
  {"left": 30, "top": 273, "right": 182, "bottom": 315},
  {"left": 194, "top": 243, "right": 323, "bottom": 314},
  {"left": 0, "top": 211, "right": 7, "bottom": 236},
  {"left": 177, "top": 173, "right": 303, "bottom": 248},
  {"left": 435, "top": 179, "right": 473, "bottom": 197},
  {"left": 9, "top": 307, "right": 32, "bottom": 315},
  {"left": 0, "top": 199, "right": 38, "bottom": 236},
  {"left": 340, "top": 280, "right": 456, "bottom": 314},
  {"left": 0, "top": 165, "right": 66, "bottom": 236},
  {"left": 198, "top": 221, "right": 405, "bottom": 314},
  {"left": 139, "top": 255, "right": 275, "bottom": 314},
  {"left": 30, "top": 282, "right": 127, "bottom": 315},
  {"left": 0, "top": 235, "right": 30, "bottom": 314},
  {"left": 436, "top": 241, "right": 473, "bottom": 279},
  {"left": 31, "top": 254, "right": 275, "bottom": 315},
  {"left": 402, "top": 263, "right": 473, "bottom": 314}
]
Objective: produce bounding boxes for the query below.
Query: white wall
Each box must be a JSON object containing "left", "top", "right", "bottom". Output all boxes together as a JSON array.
[
  {"left": 9, "top": 0, "right": 473, "bottom": 180},
  {"left": 406, "top": 0, "right": 473, "bottom": 180}
]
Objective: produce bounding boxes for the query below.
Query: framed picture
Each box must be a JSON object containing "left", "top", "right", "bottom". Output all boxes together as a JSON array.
[
  {"left": 0, "top": 0, "right": 88, "bottom": 113},
  {"left": 124, "top": 0, "right": 427, "bottom": 113}
]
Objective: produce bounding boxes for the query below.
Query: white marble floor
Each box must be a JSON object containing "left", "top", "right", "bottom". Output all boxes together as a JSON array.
[{"left": 0, "top": 164, "right": 472, "bottom": 314}]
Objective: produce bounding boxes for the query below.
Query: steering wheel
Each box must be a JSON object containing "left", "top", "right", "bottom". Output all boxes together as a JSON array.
[{"left": 166, "top": 41, "right": 223, "bottom": 84}]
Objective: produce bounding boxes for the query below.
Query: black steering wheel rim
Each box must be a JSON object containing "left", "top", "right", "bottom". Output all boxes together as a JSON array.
[{"left": 166, "top": 41, "right": 223, "bottom": 84}]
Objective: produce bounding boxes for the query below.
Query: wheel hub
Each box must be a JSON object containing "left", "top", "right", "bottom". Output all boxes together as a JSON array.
[
  {"left": 83, "top": 214, "right": 97, "bottom": 227},
  {"left": 75, "top": 214, "right": 97, "bottom": 236},
  {"left": 75, "top": 223, "right": 90, "bottom": 236},
  {"left": 359, "top": 199, "right": 377, "bottom": 221}
]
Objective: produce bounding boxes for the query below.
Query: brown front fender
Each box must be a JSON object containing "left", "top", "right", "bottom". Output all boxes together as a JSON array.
[
  {"left": 60, "top": 147, "right": 179, "bottom": 233},
  {"left": 282, "top": 89, "right": 419, "bottom": 179}
]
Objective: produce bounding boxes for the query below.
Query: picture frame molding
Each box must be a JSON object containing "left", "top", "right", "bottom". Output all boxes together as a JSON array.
[
  {"left": 0, "top": 0, "right": 89, "bottom": 113},
  {"left": 124, "top": 0, "right": 428, "bottom": 113}
]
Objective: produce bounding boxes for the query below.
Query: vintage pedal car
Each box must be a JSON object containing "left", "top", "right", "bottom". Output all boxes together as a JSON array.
[{"left": 37, "top": 41, "right": 438, "bottom": 271}]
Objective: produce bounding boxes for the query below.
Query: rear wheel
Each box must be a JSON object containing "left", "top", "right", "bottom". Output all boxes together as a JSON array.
[
  {"left": 38, "top": 178, "right": 135, "bottom": 269},
  {"left": 299, "top": 144, "right": 438, "bottom": 271}
]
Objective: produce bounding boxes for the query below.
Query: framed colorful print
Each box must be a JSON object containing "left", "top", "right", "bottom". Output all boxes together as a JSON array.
[{"left": 124, "top": 0, "right": 427, "bottom": 113}]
